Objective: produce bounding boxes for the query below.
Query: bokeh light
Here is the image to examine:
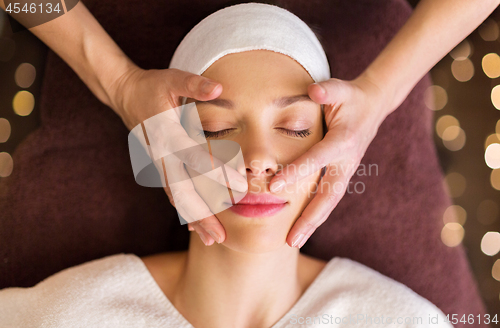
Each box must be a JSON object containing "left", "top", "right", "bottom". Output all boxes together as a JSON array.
[
  {"left": 14, "top": 63, "right": 36, "bottom": 88},
  {"left": 491, "top": 169, "right": 500, "bottom": 190},
  {"left": 436, "top": 115, "right": 459, "bottom": 138},
  {"left": 442, "top": 126, "right": 466, "bottom": 151},
  {"left": 496, "top": 119, "right": 500, "bottom": 136},
  {"left": 444, "top": 172, "right": 466, "bottom": 198},
  {"left": 0, "top": 118, "right": 11, "bottom": 143},
  {"left": 479, "top": 19, "right": 500, "bottom": 41},
  {"left": 12, "top": 91, "right": 35, "bottom": 116},
  {"left": 491, "top": 85, "right": 500, "bottom": 109},
  {"left": 493, "top": 260, "right": 500, "bottom": 282},
  {"left": 443, "top": 205, "right": 467, "bottom": 225},
  {"left": 481, "top": 231, "right": 500, "bottom": 256},
  {"left": 485, "top": 133, "right": 500, "bottom": 149},
  {"left": 482, "top": 53, "right": 500, "bottom": 78},
  {"left": 451, "top": 58, "right": 474, "bottom": 82},
  {"left": 450, "top": 40, "right": 472, "bottom": 60},
  {"left": 477, "top": 200, "right": 499, "bottom": 225},
  {"left": 0, "top": 152, "right": 13, "bottom": 177},
  {"left": 424, "top": 85, "right": 448, "bottom": 111},
  {"left": 441, "top": 222, "right": 464, "bottom": 247},
  {"left": 485, "top": 143, "right": 500, "bottom": 169}
]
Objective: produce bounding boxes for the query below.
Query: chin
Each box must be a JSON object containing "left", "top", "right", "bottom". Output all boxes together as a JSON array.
[{"left": 217, "top": 212, "right": 294, "bottom": 254}]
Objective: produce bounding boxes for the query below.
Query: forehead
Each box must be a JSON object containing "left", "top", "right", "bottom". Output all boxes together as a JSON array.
[{"left": 200, "top": 50, "right": 314, "bottom": 100}]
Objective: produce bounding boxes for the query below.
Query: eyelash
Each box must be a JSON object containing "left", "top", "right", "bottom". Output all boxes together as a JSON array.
[
  {"left": 198, "top": 128, "right": 312, "bottom": 139},
  {"left": 198, "top": 129, "right": 234, "bottom": 139}
]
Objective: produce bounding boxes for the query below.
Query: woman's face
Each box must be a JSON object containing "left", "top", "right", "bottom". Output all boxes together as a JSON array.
[{"left": 184, "top": 50, "right": 323, "bottom": 253}]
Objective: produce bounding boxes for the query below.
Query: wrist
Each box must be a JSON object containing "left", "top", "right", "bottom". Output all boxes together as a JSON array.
[{"left": 353, "top": 70, "right": 395, "bottom": 129}]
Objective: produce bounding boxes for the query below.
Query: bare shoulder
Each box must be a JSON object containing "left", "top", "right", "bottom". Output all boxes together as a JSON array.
[{"left": 140, "top": 251, "right": 188, "bottom": 299}]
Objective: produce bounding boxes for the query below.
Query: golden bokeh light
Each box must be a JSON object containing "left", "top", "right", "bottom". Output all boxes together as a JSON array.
[
  {"left": 482, "top": 53, "right": 500, "bottom": 78},
  {"left": 491, "top": 169, "right": 500, "bottom": 190},
  {"left": 496, "top": 119, "right": 500, "bottom": 136},
  {"left": 493, "top": 260, "right": 500, "bottom": 282},
  {"left": 485, "top": 143, "right": 500, "bottom": 169},
  {"left": 14, "top": 63, "right": 36, "bottom": 88},
  {"left": 442, "top": 126, "right": 466, "bottom": 151},
  {"left": 0, "top": 152, "right": 13, "bottom": 177},
  {"left": 436, "top": 115, "right": 459, "bottom": 138},
  {"left": 491, "top": 85, "right": 500, "bottom": 109},
  {"left": 451, "top": 58, "right": 474, "bottom": 82},
  {"left": 485, "top": 133, "right": 500, "bottom": 150},
  {"left": 442, "top": 126, "right": 461, "bottom": 141},
  {"left": 450, "top": 40, "right": 472, "bottom": 60},
  {"left": 477, "top": 200, "right": 499, "bottom": 225},
  {"left": 481, "top": 231, "right": 500, "bottom": 256},
  {"left": 444, "top": 172, "right": 466, "bottom": 198},
  {"left": 479, "top": 19, "right": 500, "bottom": 41},
  {"left": 12, "top": 91, "right": 35, "bottom": 116},
  {"left": 0, "top": 118, "right": 11, "bottom": 143},
  {"left": 441, "top": 222, "right": 464, "bottom": 247},
  {"left": 443, "top": 205, "right": 467, "bottom": 225},
  {"left": 424, "top": 85, "right": 448, "bottom": 111}
]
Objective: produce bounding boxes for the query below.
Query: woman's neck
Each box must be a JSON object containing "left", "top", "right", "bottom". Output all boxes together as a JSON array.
[{"left": 172, "top": 234, "right": 308, "bottom": 328}]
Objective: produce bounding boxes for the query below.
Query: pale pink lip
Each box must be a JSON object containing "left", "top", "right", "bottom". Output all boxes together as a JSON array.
[{"left": 226, "top": 193, "right": 287, "bottom": 218}]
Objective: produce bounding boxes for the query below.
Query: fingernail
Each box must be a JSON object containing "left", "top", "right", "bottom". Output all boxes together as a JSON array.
[
  {"left": 197, "top": 231, "right": 210, "bottom": 245},
  {"left": 207, "top": 230, "right": 221, "bottom": 244},
  {"left": 298, "top": 235, "right": 309, "bottom": 248},
  {"left": 291, "top": 233, "right": 305, "bottom": 248},
  {"left": 202, "top": 81, "right": 218, "bottom": 95},
  {"left": 270, "top": 179, "right": 285, "bottom": 193},
  {"left": 314, "top": 83, "right": 326, "bottom": 95}
]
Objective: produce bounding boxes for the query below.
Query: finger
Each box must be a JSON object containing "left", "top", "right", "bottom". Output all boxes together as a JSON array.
[
  {"left": 175, "top": 144, "right": 248, "bottom": 193},
  {"left": 168, "top": 68, "right": 223, "bottom": 101},
  {"left": 191, "top": 215, "right": 226, "bottom": 244},
  {"left": 191, "top": 221, "right": 215, "bottom": 246},
  {"left": 308, "top": 78, "right": 353, "bottom": 106},
  {"left": 270, "top": 131, "right": 348, "bottom": 192},
  {"left": 287, "top": 172, "right": 349, "bottom": 248},
  {"left": 171, "top": 194, "right": 217, "bottom": 246},
  {"left": 165, "top": 157, "right": 228, "bottom": 241},
  {"left": 145, "top": 116, "right": 248, "bottom": 192}
]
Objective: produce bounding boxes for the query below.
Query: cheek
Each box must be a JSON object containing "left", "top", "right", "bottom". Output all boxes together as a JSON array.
[{"left": 284, "top": 169, "right": 322, "bottom": 214}]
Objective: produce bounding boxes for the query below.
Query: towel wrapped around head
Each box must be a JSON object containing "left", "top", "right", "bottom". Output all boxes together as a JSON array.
[{"left": 168, "top": 2, "right": 331, "bottom": 98}]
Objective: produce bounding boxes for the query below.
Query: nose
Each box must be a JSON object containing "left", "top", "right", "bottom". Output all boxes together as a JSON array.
[{"left": 239, "top": 134, "right": 279, "bottom": 179}]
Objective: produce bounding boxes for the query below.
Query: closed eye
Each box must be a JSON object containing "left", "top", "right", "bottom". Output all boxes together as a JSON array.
[
  {"left": 277, "top": 128, "right": 312, "bottom": 138},
  {"left": 198, "top": 129, "right": 235, "bottom": 139},
  {"left": 197, "top": 128, "right": 312, "bottom": 139}
]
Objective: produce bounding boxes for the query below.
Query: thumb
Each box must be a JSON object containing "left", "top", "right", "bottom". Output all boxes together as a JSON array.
[
  {"left": 168, "top": 68, "right": 223, "bottom": 102},
  {"left": 308, "top": 78, "right": 353, "bottom": 106}
]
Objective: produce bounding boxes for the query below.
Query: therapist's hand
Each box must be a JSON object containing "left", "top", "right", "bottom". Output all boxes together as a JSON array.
[
  {"left": 111, "top": 65, "right": 248, "bottom": 245},
  {"left": 269, "top": 74, "right": 393, "bottom": 248}
]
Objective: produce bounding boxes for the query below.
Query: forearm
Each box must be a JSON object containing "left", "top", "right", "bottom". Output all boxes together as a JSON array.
[
  {"left": 0, "top": 1, "right": 136, "bottom": 116},
  {"left": 362, "top": 0, "right": 500, "bottom": 115}
]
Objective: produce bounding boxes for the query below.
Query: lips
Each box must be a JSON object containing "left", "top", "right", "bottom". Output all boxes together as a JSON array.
[{"left": 226, "top": 193, "right": 287, "bottom": 218}]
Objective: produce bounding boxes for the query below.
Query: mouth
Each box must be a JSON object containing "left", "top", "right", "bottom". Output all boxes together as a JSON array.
[{"left": 225, "top": 193, "right": 287, "bottom": 218}]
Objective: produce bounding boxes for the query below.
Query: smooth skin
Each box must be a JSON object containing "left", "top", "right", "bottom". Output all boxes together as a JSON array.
[
  {"left": 1, "top": 0, "right": 499, "bottom": 246},
  {"left": 142, "top": 49, "right": 328, "bottom": 328}
]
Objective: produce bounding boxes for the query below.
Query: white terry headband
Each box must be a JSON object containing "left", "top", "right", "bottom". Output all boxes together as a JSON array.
[{"left": 168, "top": 2, "right": 331, "bottom": 88}]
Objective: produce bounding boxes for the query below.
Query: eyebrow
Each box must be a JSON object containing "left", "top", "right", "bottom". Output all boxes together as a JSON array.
[{"left": 195, "top": 94, "right": 315, "bottom": 109}]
